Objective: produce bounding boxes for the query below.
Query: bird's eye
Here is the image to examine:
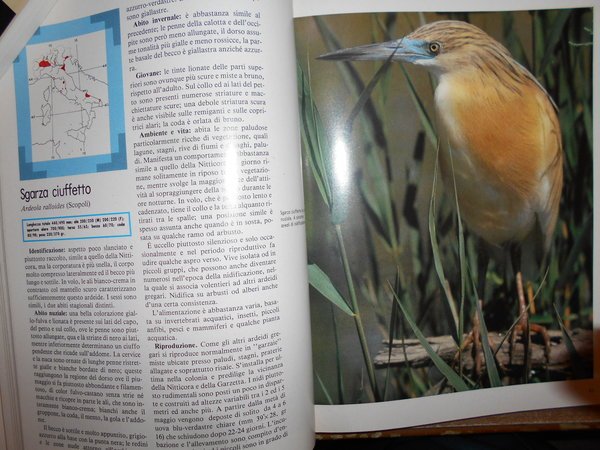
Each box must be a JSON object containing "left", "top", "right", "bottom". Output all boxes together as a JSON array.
[{"left": 429, "top": 42, "right": 441, "bottom": 54}]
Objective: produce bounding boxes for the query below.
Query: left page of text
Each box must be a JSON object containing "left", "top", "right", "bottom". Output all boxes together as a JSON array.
[{"left": 0, "top": 1, "right": 314, "bottom": 449}]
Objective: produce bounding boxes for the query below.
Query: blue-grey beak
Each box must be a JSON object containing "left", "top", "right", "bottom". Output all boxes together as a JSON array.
[{"left": 318, "top": 38, "right": 430, "bottom": 64}]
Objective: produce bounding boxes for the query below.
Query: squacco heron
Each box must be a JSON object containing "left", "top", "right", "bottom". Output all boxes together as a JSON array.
[{"left": 320, "top": 20, "right": 563, "bottom": 369}]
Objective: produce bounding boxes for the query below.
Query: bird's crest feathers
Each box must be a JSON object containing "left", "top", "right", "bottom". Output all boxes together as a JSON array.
[{"left": 407, "top": 21, "right": 558, "bottom": 110}]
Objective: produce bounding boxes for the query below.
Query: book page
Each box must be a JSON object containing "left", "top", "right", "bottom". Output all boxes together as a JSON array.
[
  {"left": 294, "top": 0, "right": 600, "bottom": 433},
  {"left": 0, "top": 1, "right": 314, "bottom": 449}
]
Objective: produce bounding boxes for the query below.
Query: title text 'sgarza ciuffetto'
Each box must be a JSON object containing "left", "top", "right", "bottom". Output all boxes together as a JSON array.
[{"left": 20, "top": 183, "right": 92, "bottom": 203}]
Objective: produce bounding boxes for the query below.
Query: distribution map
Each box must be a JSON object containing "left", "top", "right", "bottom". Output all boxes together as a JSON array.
[
  {"left": 28, "top": 33, "right": 110, "bottom": 162},
  {"left": 13, "top": 9, "right": 126, "bottom": 180}
]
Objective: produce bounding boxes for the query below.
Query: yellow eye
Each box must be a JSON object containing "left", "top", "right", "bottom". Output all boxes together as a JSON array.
[{"left": 429, "top": 42, "right": 440, "bottom": 54}]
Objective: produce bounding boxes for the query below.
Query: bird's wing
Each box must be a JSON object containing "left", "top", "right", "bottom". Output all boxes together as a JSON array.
[
  {"left": 513, "top": 60, "right": 559, "bottom": 112},
  {"left": 533, "top": 84, "right": 563, "bottom": 255}
]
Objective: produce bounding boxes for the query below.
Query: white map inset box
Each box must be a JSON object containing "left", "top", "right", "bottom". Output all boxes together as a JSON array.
[{"left": 27, "top": 32, "right": 110, "bottom": 162}]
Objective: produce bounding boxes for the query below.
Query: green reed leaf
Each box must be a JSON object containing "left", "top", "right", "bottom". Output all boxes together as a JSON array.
[{"left": 308, "top": 264, "right": 354, "bottom": 316}]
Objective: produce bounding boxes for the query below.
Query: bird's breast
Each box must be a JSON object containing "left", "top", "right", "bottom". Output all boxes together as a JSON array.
[{"left": 433, "top": 72, "right": 558, "bottom": 247}]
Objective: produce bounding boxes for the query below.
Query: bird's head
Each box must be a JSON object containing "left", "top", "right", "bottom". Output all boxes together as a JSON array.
[{"left": 319, "top": 20, "right": 512, "bottom": 77}]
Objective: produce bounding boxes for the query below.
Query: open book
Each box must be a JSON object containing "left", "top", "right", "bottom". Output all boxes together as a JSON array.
[{"left": 0, "top": 0, "right": 598, "bottom": 449}]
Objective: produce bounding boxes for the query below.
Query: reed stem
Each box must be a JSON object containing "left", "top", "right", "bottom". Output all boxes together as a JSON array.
[{"left": 334, "top": 223, "right": 380, "bottom": 400}]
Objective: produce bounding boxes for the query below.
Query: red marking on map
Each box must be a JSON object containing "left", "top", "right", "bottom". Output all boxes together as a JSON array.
[
  {"left": 38, "top": 60, "right": 51, "bottom": 68},
  {"left": 60, "top": 64, "right": 66, "bottom": 71},
  {"left": 85, "top": 92, "right": 91, "bottom": 98}
]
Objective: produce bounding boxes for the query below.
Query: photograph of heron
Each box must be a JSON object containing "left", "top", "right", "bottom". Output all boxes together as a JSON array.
[{"left": 295, "top": 8, "right": 594, "bottom": 404}]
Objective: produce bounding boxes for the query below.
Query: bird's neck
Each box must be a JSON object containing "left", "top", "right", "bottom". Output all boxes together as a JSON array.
[
  {"left": 435, "top": 66, "right": 528, "bottom": 114},
  {"left": 432, "top": 68, "right": 523, "bottom": 161}
]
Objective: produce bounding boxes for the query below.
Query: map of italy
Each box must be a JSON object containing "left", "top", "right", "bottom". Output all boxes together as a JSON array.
[
  {"left": 33, "top": 46, "right": 106, "bottom": 156},
  {"left": 14, "top": 9, "right": 126, "bottom": 180},
  {"left": 27, "top": 33, "right": 110, "bottom": 162}
]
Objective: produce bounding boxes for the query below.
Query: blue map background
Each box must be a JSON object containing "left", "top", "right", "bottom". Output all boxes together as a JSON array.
[{"left": 13, "top": 9, "right": 126, "bottom": 180}]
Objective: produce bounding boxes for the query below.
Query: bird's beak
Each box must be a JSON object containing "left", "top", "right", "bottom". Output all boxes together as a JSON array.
[{"left": 318, "top": 38, "right": 429, "bottom": 63}]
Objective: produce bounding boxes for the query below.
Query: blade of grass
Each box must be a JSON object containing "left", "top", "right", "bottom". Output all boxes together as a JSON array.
[
  {"left": 399, "top": 64, "right": 437, "bottom": 147},
  {"left": 334, "top": 224, "right": 380, "bottom": 400},
  {"left": 308, "top": 263, "right": 354, "bottom": 316},
  {"left": 553, "top": 303, "right": 582, "bottom": 364},
  {"left": 428, "top": 144, "right": 460, "bottom": 340},
  {"left": 331, "top": 305, "right": 345, "bottom": 404},
  {"left": 396, "top": 281, "right": 438, "bottom": 397},
  {"left": 389, "top": 282, "right": 469, "bottom": 392},
  {"left": 471, "top": 285, "right": 502, "bottom": 387},
  {"left": 538, "top": 10, "right": 571, "bottom": 77},
  {"left": 359, "top": 150, "right": 399, "bottom": 251},
  {"left": 447, "top": 141, "right": 467, "bottom": 351},
  {"left": 298, "top": 63, "right": 332, "bottom": 208},
  {"left": 344, "top": 55, "right": 394, "bottom": 135},
  {"left": 315, "top": 371, "right": 334, "bottom": 405},
  {"left": 555, "top": 214, "right": 592, "bottom": 294},
  {"left": 299, "top": 61, "right": 350, "bottom": 225},
  {"left": 382, "top": 281, "right": 400, "bottom": 401}
]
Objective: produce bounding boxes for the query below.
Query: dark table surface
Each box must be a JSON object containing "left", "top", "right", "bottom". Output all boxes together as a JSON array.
[
  {"left": 314, "top": 431, "right": 600, "bottom": 449},
  {"left": 0, "top": 2, "right": 14, "bottom": 32}
]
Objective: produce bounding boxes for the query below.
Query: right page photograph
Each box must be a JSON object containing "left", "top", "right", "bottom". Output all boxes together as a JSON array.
[{"left": 295, "top": 0, "right": 598, "bottom": 433}]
